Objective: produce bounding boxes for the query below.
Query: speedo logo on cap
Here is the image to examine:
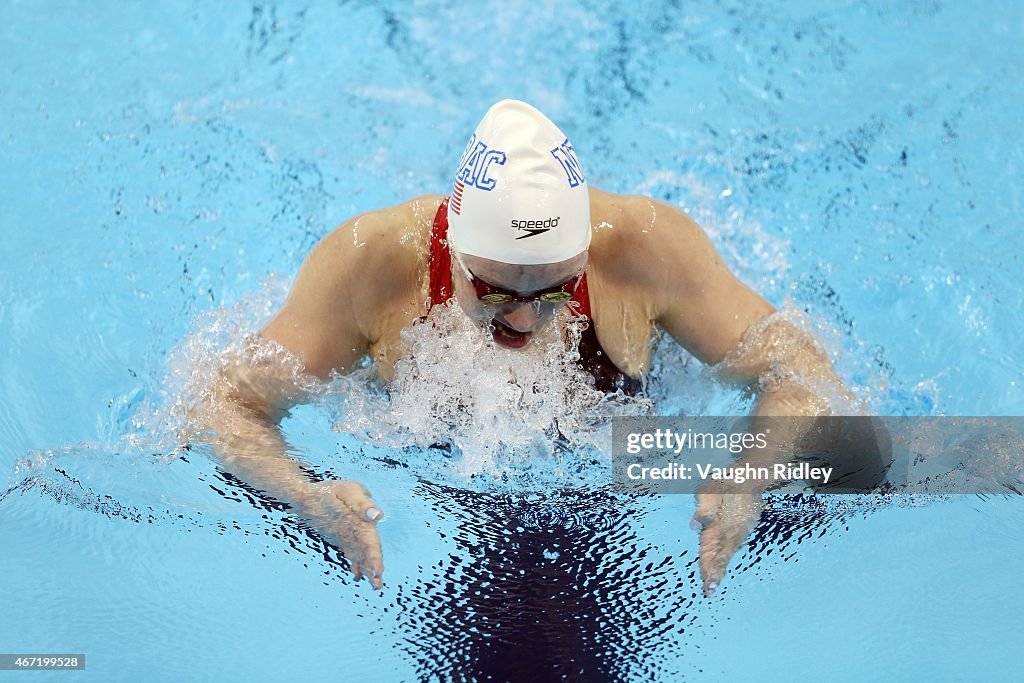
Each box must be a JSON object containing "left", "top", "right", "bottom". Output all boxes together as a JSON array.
[{"left": 512, "top": 216, "right": 560, "bottom": 240}]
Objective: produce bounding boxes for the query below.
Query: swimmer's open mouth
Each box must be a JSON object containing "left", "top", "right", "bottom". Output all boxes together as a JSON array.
[{"left": 490, "top": 319, "right": 532, "bottom": 349}]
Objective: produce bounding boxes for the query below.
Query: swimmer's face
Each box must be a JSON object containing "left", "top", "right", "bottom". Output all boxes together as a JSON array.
[{"left": 453, "top": 251, "right": 588, "bottom": 350}]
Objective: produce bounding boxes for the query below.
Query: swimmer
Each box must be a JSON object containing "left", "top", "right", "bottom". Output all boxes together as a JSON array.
[{"left": 195, "top": 99, "right": 853, "bottom": 595}]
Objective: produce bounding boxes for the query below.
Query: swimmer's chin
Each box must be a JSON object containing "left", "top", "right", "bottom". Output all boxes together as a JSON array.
[{"left": 490, "top": 320, "right": 533, "bottom": 349}]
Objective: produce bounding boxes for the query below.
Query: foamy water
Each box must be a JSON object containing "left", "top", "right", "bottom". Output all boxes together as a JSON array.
[{"left": 329, "top": 299, "right": 652, "bottom": 485}]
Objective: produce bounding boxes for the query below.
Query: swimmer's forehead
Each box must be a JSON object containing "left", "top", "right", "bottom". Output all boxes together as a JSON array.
[{"left": 460, "top": 251, "right": 587, "bottom": 292}]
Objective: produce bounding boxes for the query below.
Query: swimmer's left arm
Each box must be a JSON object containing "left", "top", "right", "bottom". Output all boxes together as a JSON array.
[
  {"left": 689, "top": 317, "right": 850, "bottom": 596},
  {"left": 639, "top": 197, "right": 853, "bottom": 594},
  {"left": 639, "top": 195, "right": 848, "bottom": 412},
  {"left": 638, "top": 198, "right": 774, "bottom": 366}
]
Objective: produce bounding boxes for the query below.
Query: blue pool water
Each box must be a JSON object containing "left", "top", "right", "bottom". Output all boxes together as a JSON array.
[{"left": 2, "top": 1, "right": 1022, "bottom": 681}]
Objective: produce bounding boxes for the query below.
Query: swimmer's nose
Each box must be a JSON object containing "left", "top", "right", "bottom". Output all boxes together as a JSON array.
[{"left": 502, "top": 302, "right": 540, "bottom": 332}]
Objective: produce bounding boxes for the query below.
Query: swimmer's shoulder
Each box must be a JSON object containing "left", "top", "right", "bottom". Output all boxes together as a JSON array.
[
  {"left": 588, "top": 187, "right": 707, "bottom": 286},
  {"left": 314, "top": 194, "right": 445, "bottom": 286},
  {"left": 270, "top": 195, "right": 444, "bottom": 373},
  {"left": 279, "top": 194, "right": 445, "bottom": 340},
  {"left": 321, "top": 194, "right": 445, "bottom": 261}
]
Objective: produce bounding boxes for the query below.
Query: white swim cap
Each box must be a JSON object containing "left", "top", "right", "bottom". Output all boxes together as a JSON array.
[{"left": 447, "top": 99, "right": 591, "bottom": 265}]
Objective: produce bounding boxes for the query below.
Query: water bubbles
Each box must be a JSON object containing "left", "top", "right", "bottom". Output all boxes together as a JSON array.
[
  {"left": 328, "top": 300, "right": 652, "bottom": 488},
  {"left": 129, "top": 276, "right": 293, "bottom": 452}
]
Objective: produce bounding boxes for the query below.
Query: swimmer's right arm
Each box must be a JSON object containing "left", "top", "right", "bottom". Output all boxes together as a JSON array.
[
  {"left": 194, "top": 211, "right": 397, "bottom": 587},
  {"left": 196, "top": 341, "right": 385, "bottom": 587}
]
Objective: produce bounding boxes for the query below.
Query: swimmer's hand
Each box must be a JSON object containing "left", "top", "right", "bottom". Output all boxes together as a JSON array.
[
  {"left": 691, "top": 481, "right": 764, "bottom": 597},
  {"left": 302, "top": 480, "right": 385, "bottom": 589}
]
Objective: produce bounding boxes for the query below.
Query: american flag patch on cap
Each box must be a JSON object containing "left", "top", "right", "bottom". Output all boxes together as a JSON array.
[{"left": 450, "top": 180, "right": 464, "bottom": 215}]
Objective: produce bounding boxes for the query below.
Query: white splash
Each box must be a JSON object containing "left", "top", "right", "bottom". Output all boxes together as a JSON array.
[{"left": 328, "top": 300, "right": 652, "bottom": 485}]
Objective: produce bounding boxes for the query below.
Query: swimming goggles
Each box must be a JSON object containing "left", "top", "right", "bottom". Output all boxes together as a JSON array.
[{"left": 453, "top": 252, "right": 582, "bottom": 305}]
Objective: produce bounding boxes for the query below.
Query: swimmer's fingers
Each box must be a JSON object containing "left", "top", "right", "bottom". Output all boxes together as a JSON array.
[
  {"left": 333, "top": 523, "right": 383, "bottom": 588},
  {"left": 697, "top": 493, "right": 762, "bottom": 597},
  {"left": 349, "top": 546, "right": 383, "bottom": 588},
  {"left": 323, "top": 480, "right": 385, "bottom": 588},
  {"left": 698, "top": 521, "right": 742, "bottom": 597},
  {"left": 356, "top": 525, "right": 385, "bottom": 589}
]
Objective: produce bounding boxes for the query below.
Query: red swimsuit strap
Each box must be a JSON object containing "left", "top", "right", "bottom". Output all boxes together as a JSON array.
[
  {"left": 428, "top": 197, "right": 592, "bottom": 316},
  {"left": 570, "top": 269, "right": 592, "bottom": 318},
  {"left": 428, "top": 198, "right": 454, "bottom": 308}
]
